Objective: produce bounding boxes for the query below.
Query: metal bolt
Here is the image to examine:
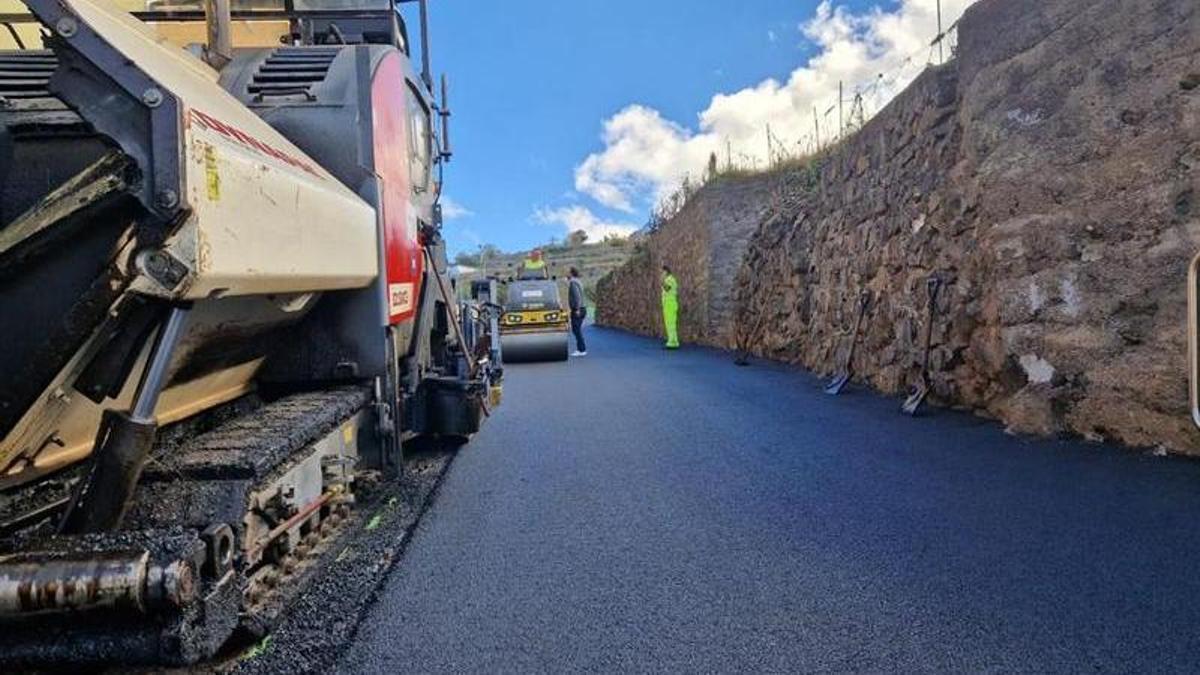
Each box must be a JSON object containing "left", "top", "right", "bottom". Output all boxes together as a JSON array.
[
  {"left": 145, "top": 560, "right": 196, "bottom": 608},
  {"left": 55, "top": 17, "right": 77, "bottom": 37},
  {"left": 156, "top": 189, "right": 178, "bottom": 210},
  {"left": 141, "top": 88, "right": 164, "bottom": 108},
  {"left": 165, "top": 561, "right": 197, "bottom": 606},
  {"left": 143, "top": 251, "right": 168, "bottom": 276}
]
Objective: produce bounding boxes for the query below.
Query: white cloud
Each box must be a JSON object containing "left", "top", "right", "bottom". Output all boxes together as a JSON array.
[
  {"left": 572, "top": 105, "right": 719, "bottom": 212},
  {"left": 767, "top": 29, "right": 778, "bottom": 43},
  {"left": 440, "top": 196, "right": 474, "bottom": 220},
  {"left": 534, "top": 205, "right": 638, "bottom": 240},
  {"left": 573, "top": 0, "right": 976, "bottom": 213}
]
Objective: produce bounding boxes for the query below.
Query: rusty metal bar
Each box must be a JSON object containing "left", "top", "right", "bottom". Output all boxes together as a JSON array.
[{"left": 247, "top": 492, "right": 333, "bottom": 560}]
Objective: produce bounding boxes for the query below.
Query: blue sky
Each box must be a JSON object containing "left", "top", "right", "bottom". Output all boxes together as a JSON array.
[{"left": 420, "top": 0, "right": 966, "bottom": 256}]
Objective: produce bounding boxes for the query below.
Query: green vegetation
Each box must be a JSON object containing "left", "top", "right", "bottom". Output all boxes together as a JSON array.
[
  {"left": 453, "top": 232, "right": 638, "bottom": 306},
  {"left": 642, "top": 146, "right": 831, "bottom": 236},
  {"left": 241, "top": 635, "right": 273, "bottom": 661}
]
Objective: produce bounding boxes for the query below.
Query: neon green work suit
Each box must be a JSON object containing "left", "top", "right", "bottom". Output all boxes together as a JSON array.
[
  {"left": 519, "top": 258, "right": 548, "bottom": 280},
  {"left": 661, "top": 272, "right": 680, "bottom": 349}
]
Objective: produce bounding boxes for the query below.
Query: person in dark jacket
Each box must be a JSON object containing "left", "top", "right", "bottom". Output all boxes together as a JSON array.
[{"left": 568, "top": 267, "right": 587, "bottom": 356}]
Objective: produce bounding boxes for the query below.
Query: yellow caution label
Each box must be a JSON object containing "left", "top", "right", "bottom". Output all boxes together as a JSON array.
[
  {"left": 204, "top": 143, "right": 220, "bottom": 201},
  {"left": 342, "top": 422, "right": 354, "bottom": 446}
]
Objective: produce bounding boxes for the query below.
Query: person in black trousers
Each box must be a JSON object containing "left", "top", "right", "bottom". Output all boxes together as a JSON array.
[{"left": 568, "top": 267, "right": 587, "bottom": 356}]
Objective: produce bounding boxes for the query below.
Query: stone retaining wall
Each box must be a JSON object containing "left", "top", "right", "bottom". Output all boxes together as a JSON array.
[
  {"left": 597, "top": 0, "right": 1200, "bottom": 453},
  {"left": 596, "top": 175, "right": 779, "bottom": 348}
]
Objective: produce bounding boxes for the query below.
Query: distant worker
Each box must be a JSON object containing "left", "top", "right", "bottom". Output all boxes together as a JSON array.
[
  {"left": 568, "top": 267, "right": 587, "bottom": 357},
  {"left": 661, "top": 264, "right": 680, "bottom": 350},
  {"left": 518, "top": 248, "right": 549, "bottom": 280}
]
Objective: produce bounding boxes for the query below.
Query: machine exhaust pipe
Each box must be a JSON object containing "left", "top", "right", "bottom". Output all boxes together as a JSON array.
[
  {"left": 417, "top": 0, "right": 432, "bottom": 90},
  {"left": 439, "top": 73, "right": 452, "bottom": 161}
]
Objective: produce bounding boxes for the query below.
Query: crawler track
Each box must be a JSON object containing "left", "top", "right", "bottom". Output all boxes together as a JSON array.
[
  {"left": 0, "top": 387, "right": 436, "bottom": 668},
  {"left": 225, "top": 443, "right": 457, "bottom": 674}
]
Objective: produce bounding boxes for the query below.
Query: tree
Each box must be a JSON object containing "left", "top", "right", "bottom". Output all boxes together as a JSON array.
[
  {"left": 454, "top": 244, "right": 502, "bottom": 270},
  {"left": 567, "top": 229, "right": 589, "bottom": 248}
]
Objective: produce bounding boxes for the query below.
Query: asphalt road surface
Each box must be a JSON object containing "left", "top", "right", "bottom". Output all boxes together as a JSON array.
[{"left": 340, "top": 327, "right": 1200, "bottom": 673}]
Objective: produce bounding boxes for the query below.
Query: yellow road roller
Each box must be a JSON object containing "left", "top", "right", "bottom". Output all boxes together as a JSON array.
[{"left": 501, "top": 278, "right": 571, "bottom": 362}]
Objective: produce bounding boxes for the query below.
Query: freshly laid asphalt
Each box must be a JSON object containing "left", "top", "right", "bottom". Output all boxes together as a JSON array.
[{"left": 340, "top": 327, "right": 1200, "bottom": 673}]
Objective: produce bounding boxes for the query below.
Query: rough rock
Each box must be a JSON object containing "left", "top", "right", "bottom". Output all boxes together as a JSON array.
[
  {"left": 597, "top": 0, "right": 1200, "bottom": 454},
  {"left": 596, "top": 175, "right": 780, "bottom": 348}
]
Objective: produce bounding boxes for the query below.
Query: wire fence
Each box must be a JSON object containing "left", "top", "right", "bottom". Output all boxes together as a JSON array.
[
  {"left": 646, "top": 15, "right": 961, "bottom": 232},
  {"left": 789, "top": 19, "right": 960, "bottom": 161}
]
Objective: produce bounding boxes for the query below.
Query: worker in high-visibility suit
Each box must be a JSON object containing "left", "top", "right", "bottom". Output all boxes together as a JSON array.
[
  {"left": 518, "top": 248, "right": 549, "bottom": 280},
  {"left": 661, "top": 265, "right": 680, "bottom": 350}
]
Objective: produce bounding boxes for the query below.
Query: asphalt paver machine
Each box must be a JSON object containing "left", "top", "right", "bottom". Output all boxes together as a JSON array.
[{"left": 0, "top": 0, "right": 501, "bottom": 663}]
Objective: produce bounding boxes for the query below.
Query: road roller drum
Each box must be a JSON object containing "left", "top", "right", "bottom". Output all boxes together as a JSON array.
[{"left": 500, "top": 279, "right": 570, "bottom": 363}]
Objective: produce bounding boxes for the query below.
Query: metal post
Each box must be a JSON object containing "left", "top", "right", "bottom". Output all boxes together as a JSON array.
[
  {"left": 202, "top": 0, "right": 232, "bottom": 69},
  {"left": 838, "top": 81, "right": 844, "bottom": 138},
  {"left": 765, "top": 123, "right": 772, "bottom": 168},
  {"left": 936, "top": 0, "right": 944, "bottom": 64},
  {"left": 813, "top": 107, "right": 821, "bottom": 151}
]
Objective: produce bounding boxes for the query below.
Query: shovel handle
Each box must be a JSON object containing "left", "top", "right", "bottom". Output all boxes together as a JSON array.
[{"left": 919, "top": 275, "right": 943, "bottom": 372}]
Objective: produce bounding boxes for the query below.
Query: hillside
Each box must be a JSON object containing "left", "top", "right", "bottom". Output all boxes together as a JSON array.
[{"left": 454, "top": 237, "right": 638, "bottom": 304}]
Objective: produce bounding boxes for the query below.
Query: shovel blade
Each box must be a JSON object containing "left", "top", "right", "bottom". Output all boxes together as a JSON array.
[
  {"left": 901, "top": 381, "right": 929, "bottom": 416},
  {"left": 825, "top": 372, "right": 850, "bottom": 395}
]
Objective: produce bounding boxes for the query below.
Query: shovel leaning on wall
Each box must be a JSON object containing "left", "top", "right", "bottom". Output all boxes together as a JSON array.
[
  {"left": 825, "top": 290, "right": 872, "bottom": 395},
  {"left": 901, "top": 275, "right": 943, "bottom": 416},
  {"left": 734, "top": 304, "right": 771, "bottom": 366}
]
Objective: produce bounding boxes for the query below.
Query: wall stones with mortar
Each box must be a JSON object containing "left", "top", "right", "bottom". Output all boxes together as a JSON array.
[
  {"left": 596, "top": 175, "right": 780, "bottom": 348},
  {"left": 598, "top": 0, "right": 1200, "bottom": 454},
  {"left": 949, "top": 0, "right": 1200, "bottom": 450}
]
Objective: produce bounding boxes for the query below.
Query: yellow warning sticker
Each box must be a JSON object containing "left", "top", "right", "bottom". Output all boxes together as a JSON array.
[
  {"left": 342, "top": 422, "right": 354, "bottom": 446},
  {"left": 204, "top": 143, "right": 220, "bottom": 201}
]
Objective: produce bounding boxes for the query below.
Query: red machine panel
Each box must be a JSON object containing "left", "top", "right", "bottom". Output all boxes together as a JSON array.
[{"left": 371, "top": 53, "right": 423, "bottom": 324}]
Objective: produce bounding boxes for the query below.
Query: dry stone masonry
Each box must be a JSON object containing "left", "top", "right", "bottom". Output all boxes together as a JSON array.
[
  {"left": 597, "top": 0, "right": 1200, "bottom": 454},
  {"left": 596, "top": 175, "right": 780, "bottom": 348}
]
